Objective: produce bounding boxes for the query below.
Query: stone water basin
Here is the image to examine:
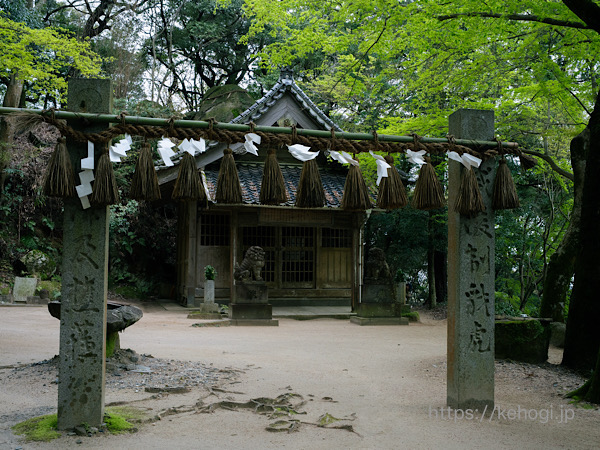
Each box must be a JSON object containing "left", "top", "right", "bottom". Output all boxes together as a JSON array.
[
  {"left": 48, "top": 300, "right": 143, "bottom": 356},
  {"left": 47, "top": 300, "right": 143, "bottom": 332}
]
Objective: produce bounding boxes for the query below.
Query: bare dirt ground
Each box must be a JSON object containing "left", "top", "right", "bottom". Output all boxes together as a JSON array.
[{"left": 1, "top": 302, "right": 599, "bottom": 449}]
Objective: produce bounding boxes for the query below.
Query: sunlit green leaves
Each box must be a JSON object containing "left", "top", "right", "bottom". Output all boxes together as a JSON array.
[{"left": 0, "top": 15, "right": 102, "bottom": 104}]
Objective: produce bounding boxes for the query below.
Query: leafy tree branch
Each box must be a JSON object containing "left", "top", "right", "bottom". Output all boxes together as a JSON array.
[{"left": 437, "top": 12, "right": 589, "bottom": 30}]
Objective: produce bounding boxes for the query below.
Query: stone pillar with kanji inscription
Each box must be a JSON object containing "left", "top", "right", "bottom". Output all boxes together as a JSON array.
[
  {"left": 57, "top": 79, "right": 112, "bottom": 429},
  {"left": 447, "top": 109, "right": 495, "bottom": 411}
]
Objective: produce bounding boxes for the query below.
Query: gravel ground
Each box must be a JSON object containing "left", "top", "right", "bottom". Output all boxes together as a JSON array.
[
  {"left": 1, "top": 302, "right": 599, "bottom": 449},
  {"left": 1, "top": 349, "right": 239, "bottom": 394}
]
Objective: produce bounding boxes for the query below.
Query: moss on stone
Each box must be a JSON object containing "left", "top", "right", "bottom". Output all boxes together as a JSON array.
[
  {"left": 402, "top": 311, "right": 420, "bottom": 322},
  {"left": 193, "top": 84, "right": 255, "bottom": 122},
  {"left": 106, "top": 331, "right": 119, "bottom": 358},
  {"left": 12, "top": 408, "right": 145, "bottom": 442},
  {"left": 495, "top": 319, "right": 550, "bottom": 363},
  {"left": 103, "top": 414, "right": 134, "bottom": 433},
  {"left": 105, "top": 406, "right": 147, "bottom": 424},
  {"left": 11, "top": 414, "right": 60, "bottom": 442}
]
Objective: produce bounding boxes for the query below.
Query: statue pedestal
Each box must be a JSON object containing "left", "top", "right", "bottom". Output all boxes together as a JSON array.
[
  {"left": 230, "top": 282, "right": 278, "bottom": 326},
  {"left": 351, "top": 283, "right": 408, "bottom": 326}
]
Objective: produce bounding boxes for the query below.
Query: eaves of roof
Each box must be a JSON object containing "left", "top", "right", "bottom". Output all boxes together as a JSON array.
[{"left": 204, "top": 163, "right": 347, "bottom": 208}]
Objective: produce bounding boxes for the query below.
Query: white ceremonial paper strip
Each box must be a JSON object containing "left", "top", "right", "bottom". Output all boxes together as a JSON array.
[
  {"left": 158, "top": 136, "right": 176, "bottom": 149},
  {"left": 201, "top": 170, "right": 212, "bottom": 201},
  {"left": 158, "top": 147, "right": 175, "bottom": 166},
  {"left": 191, "top": 138, "right": 206, "bottom": 154},
  {"left": 80, "top": 196, "right": 91, "bottom": 209},
  {"left": 178, "top": 138, "right": 193, "bottom": 155},
  {"left": 406, "top": 149, "right": 427, "bottom": 166},
  {"left": 76, "top": 183, "right": 93, "bottom": 198},
  {"left": 79, "top": 169, "right": 95, "bottom": 185},
  {"left": 76, "top": 169, "right": 95, "bottom": 198},
  {"left": 462, "top": 153, "right": 482, "bottom": 169},
  {"left": 111, "top": 142, "right": 127, "bottom": 157},
  {"left": 244, "top": 141, "right": 259, "bottom": 156},
  {"left": 81, "top": 141, "right": 94, "bottom": 170},
  {"left": 109, "top": 146, "right": 122, "bottom": 162},
  {"left": 447, "top": 151, "right": 463, "bottom": 164},
  {"left": 370, "top": 151, "right": 391, "bottom": 186},
  {"left": 111, "top": 135, "right": 132, "bottom": 157},
  {"left": 245, "top": 133, "right": 261, "bottom": 145},
  {"left": 158, "top": 137, "right": 176, "bottom": 166},
  {"left": 243, "top": 133, "right": 261, "bottom": 156},
  {"left": 329, "top": 150, "right": 348, "bottom": 164},
  {"left": 341, "top": 151, "right": 359, "bottom": 166},
  {"left": 287, "top": 144, "right": 319, "bottom": 161}
]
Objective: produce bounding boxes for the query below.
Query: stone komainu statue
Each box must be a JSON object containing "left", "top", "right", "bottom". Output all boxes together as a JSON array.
[
  {"left": 364, "top": 247, "right": 392, "bottom": 283},
  {"left": 234, "top": 246, "right": 266, "bottom": 282}
]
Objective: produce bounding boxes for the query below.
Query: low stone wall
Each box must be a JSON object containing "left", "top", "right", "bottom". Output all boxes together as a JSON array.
[{"left": 495, "top": 318, "right": 551, "bottom": 363}]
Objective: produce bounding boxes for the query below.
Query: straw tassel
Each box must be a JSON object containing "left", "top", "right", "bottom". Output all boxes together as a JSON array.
[
  {"left": 130, "top": 142, "right": 161, "bottom": 201},
  {"left": 43, "top": 137, "right": 75, "bottom": 198},
  {"left": 216, "top": 148, "right": 242, "bottom": 203},
  {"left": 519, "top": 152, "right": 537, "bottom": 170},
  {"left": 454, "top": 166, "right": 485, "bottom": 217},
  {"left": 172, "top": 152, "right": 207, "bottom": 204},
  {"left": 376, "top": 155, "right": 407, "bottom": 210},
  {"left": 412, "top": 157, "right": 445, "bottom": 210},
  {"left": 260, "top": 148, "right": 288, "bottom": 205},
  {"left": 342, "top": 163, "right": 373, "bottom": 210},
  {"left": 90, "top": 146, "right": 119, "bottom": 205},
  {"left": 295, "top": 159, "right": 325, "bottom": 208},
  {"left": 493, "top": 158, "right": 520, "bottom": 210}
]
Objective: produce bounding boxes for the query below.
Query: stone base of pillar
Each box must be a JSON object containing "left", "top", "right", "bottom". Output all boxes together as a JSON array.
[
  {"left": 350, "top": 316, "right": 408, "bottom": 326},
  {"left": 229, "top": 318, "right": 279, "bottom": 326},
  {"left": 228, "top": 282, "right": 277, "bottom": 325},
  {"left": 352, "top": 303, "right": 407, "bottom": 325}
]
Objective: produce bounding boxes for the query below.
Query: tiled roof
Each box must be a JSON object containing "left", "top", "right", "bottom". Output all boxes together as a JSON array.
[
  {"left": 231, "top": 70, "right": 342, "bottom": 132},
  {"left": 204, "top": 163, "right": 347, "bottom": 208},
  {"left": 157, "top": 70, "right": 344, "bottom": 183}
]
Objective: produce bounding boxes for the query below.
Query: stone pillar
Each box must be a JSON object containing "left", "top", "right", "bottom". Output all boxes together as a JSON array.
[
  {"left": 447, "top": 109, "right": 495, "bottom": 411},
  {"left": 58, "top": 79, "right": 112, "bottom": 429},
  {"left": 184, "top": 200, "right": 197, "bottom": 307}
]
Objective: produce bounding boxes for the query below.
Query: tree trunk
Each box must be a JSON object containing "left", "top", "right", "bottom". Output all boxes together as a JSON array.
[
  {"left": 585, "top": 348, "right": 600, "bottom": 403},
  {"left": 434, "top": 250, "right": 447, "bottom": 304},
  {"left": 427, "top": 211, "right": 437, "bottom": 308},
  {"left": 567, "top": 347, "right": 600, "bottom": 404},
  {"left": 562, "top": 89, "right": 600, "bottom": 372},
  {"left": 540, "top": 130, "right": 585, "bottom": 322},
  {"left": 0, "top": 74, "right": 24, "bottom": 199}
]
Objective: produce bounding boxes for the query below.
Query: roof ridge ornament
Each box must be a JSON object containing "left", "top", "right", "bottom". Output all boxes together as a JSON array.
[{"left": 280, "top": 67, "right": 294, "bottom": 85}]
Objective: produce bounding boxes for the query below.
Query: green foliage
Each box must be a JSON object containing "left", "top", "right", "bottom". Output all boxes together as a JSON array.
[
  {"left": 142, "top": 0, "right": 275, "bottom": 111},
  {"left": 108, "top": 183, "right": 177, "bottom": 298},
  {"left": 394, "top": 269, "right": 407, "bottom": 283},
  {"left": 11, "top": 414, "right": 60, "bottom": 442},
  {"left": 0, "top": 0, "right": 43, "bottom": 27},
  {"left": 366, "top": 206, "right": 429, "bottom": 286},
  {"left": 495, "top": 292, "right": 521, "bottom": 317},
  {"left": 204, "top": 265, "right": 217, "bottom": 280},
  {"left": 0, "top": 14, "right": 102, "bottom": 105},
  {"left": 495, "top": 158, "right": 573, "bottom": 314},
  {"left": 0, "top": 151, "right": 64, "bottom": 279},
  {"left": 37, "top": 279, "right": 61, "bottom": 299}
]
